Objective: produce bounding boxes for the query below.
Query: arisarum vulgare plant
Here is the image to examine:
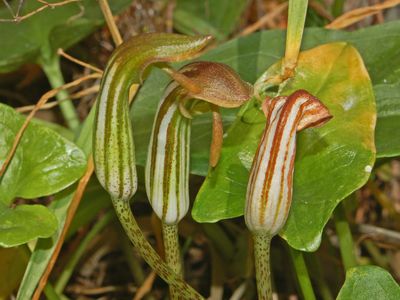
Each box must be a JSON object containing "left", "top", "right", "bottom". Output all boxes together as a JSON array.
[
  {"left": 145, "top": 61, "right": 252, "bottom": 298},
  {"left": 93, "top": 33, "right": 214, "bottom": 299},
  {"left": 245, "top": 90, "right": 332, "bottom": 300}
]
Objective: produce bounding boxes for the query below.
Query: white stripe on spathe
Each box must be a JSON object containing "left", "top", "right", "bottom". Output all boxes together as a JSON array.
[{"left": 145, "top": 83, "right": 191, "bottom": 225}]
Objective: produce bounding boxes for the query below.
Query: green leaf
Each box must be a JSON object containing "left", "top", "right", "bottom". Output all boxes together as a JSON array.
[
  {"left": 174, "top": 0, "right": 249, "bottom": 40},
  {"left": 0, "top": 103, "right": 86, "bottom": 247},
  {"left": 193, "top": 42, "right": 376, "bottom": 251},
  {"left": 16, "top": 187, "right": 74, "bottom": 300},
  {"left": 337, "top": 266, "right": 400, "bottom": 300},
  {"left": 31, "top": 118, "right": 75, "bottom": 141},
  {"left": 0, "top": 0, "right": 131, "bottom": 72},
  {"left": 374, "top": 83, "right": 400, "bottom": 158},
  {"left": 0, "top": 103, "right": 87, "bottom": 204},
  {"left": 0, "top": 204, "right": 58, "bottom": 247}
]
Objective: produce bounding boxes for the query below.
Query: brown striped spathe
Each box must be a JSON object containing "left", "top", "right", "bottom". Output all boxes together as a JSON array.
[
  {"left": 145, "top": 62, "right": 252, "bottom": 224},
  {"left": 245, "top": 90, "right": 332, "bottom": 235}
]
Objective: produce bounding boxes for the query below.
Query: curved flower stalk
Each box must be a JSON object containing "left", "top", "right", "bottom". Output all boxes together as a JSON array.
[
  {"left": 93, "top": 33, "right": 213, "bottom": 299},
  {"left": 245, "top": 90, "right": 332, "bottom": 300},
  {"left": 145, "top": 62, "right": 252, "bottom": 298}
]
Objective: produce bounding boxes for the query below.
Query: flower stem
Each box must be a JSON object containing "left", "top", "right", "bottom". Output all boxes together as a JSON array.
[
  {"left": 162, "top": 223, "right": 183, "bottom": 299},
  {"left": 305, "top": 253, "right": 334, "bottom": 300},
  {"left": 288, "top": 247, "right": 316, "bottom": 300},
  {"left": 334, "top": 202, "right": 357, "bottom": 270},
  {"left": 252, "top": 231, "right": 272, "bottom": 300},
  {"left": 41, "top": 56, "right": 80, "bottom": 132},
  {"left": 111, "top": 198, "right": 203, "bottom": 300}
]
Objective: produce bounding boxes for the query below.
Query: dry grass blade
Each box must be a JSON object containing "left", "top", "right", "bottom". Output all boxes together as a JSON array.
[
  {"left": 326, "top": 0, "right": 400, "bottom": 29},
  {"left": 309, "top": 0, "right": 333, "bottom": 21},
  {"left": 0, "top": 0, "right": 81, "bottom": 22},
  {"left": 33, "top": 158, "right": 95, "bottom": 300},
  {"left": 0, "top": 73, "right": 101, "bottom": 179},
  {"left": 133, "top": 272, "right": 157, "bottom": 300},
  {"left": 58, "top": 49, "right": 104, "bottom": 74},
  {"left": 98, "top": 0, "right": 123, "bottom": 45},
  {"left": 239, "top": 2, "right": 288, "bottom": 36},
  {"left": 16, "top": 85, "right": 100, "bottom": 113}
]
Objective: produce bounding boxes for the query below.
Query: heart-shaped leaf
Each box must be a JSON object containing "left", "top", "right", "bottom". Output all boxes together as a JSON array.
[
  {"left": 337, "top": 266, "right": 400, "bottom": 300},
  {"left": 0, "top": 0, "right": 131, "bottom": 72},
  {"left": 0, "top": 204, "right": 58, "bottom": 247},
  {"left": 0, "top": 103, "right": 87, "bottom": 204},
  {"left": 0, "top": 103, "right": 86, "bottom": 246},
  {"left": 193, "top": 43, "right": 376, "bottom": 251}
]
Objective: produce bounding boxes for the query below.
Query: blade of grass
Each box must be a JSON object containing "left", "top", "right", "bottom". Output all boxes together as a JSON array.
[
  {"left": 288, "top": 247, "right": 316, "bottom": 300},
  {"left": 334, "top": 201, "right": 358, "bottom": 270},
  {"left": 283, "top": 0, "right": 308, "bottom": 78}
]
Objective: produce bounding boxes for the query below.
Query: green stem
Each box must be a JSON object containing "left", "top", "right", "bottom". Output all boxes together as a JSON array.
[
  {"left": 162, "top": 223, "right": 183, "bottom": 299},
  {"left": 111, "top": 198, "right": 204, "bottom": 300},
  {"left": 289, "top": 248, "right": 316, "bottom": 300},
  {"left": 334, "top": 202, "right": 358, "bottom": 270},
  {"left": 305, "top": 253, "right": 334, "bottom": 300},
  {"left": 54, "top": 211, "right": 114, "bottom": 293},
  {"left": 252, "top": 231, "right": 272, "bottom": 300},
  {"left": 331, "top": 0, "right": 345, "bottom": 17},
  {"left": 41, "top": 56, "right": 80, "bottom": 131}
]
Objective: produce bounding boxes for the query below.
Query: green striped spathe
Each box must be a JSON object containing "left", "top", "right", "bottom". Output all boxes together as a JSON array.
[
  {"left": 93, "top": 33, "right": 212, "bottom": 201},
  {"left": 145, "top": 83, "right": 191, "bottom": 224}
]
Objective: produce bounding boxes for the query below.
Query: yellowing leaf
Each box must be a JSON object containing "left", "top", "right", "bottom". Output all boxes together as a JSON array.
[{"left": 193, "top": 43, "right": 376, "bottom": 251}]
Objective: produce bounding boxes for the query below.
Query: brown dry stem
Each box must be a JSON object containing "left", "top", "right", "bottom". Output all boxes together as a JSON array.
[
  {"left": 133, "top": 272, "right": 157, "bottom": 300},
  {"left": 16, "top": 85, "right": 100, "bottom": 113},
  {"left": 33, "top": 157, "right": 95, "bottom": 300},
  {"left": 58, "top": 48, "right": 103, "bottom": 74},
  {"left": 326, "top": 0, "right": 400, "bottom": 29},
  {"left": 98, "top": 0, "right": 123, "bottom": 45},
  {"left": 239, "top": 2, "right": 288, "bottom": 36}
]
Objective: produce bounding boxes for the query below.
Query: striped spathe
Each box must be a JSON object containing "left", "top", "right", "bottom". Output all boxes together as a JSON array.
[{"left": 245, "top": 90, "right": 332, "bottom": 235}]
